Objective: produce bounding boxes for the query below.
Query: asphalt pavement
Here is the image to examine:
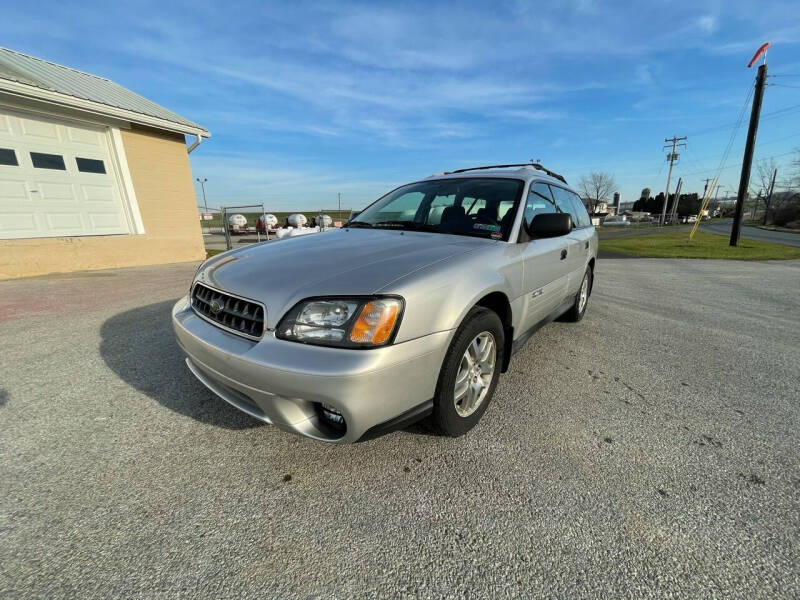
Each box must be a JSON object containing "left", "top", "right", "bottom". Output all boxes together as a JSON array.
[
  {"left": 1, "top": 259, "right": 799, "bottom": 598},
  {"left": 700, "top": 218, "right": 800, "bottom": 247}
]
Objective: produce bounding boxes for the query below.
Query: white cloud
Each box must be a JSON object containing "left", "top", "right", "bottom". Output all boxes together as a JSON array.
[{"left": 695, "top": 14, "right": 719, "bottom": 34}]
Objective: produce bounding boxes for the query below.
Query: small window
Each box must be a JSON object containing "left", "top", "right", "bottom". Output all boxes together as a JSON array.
[
  {"left": 31, "top": 152, "right": 66, "bottom": 170},
  {"left": 0, "top": 148, "right": 18, "bottom": 166},
  {"left": 550, "top": 186, "right": 577, "bottom": 222},
  {"left": 425, "top": 193, "right": 456, "bottom": 225},
  {"left": 464, "top": 197, "right": 486, "bottom": 216},
  {"left": 568, "top": 192, "right": 591, "bottom": 227},
  {"left": 76, "top": 157, "right": 106, "bottom": 174},
  {"left": 523, "top": 182, "right": 558, "bottom": 230},
  {"left": 497, "top": 200, "right": 514, "bottom": 221}
]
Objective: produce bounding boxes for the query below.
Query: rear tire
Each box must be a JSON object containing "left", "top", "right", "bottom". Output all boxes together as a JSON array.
[
  {"left": 431, "top": 307, "right": 504, "bottom": 437},
  {"left": 564, "top": 266, "right": 592, "bottom": 322}
]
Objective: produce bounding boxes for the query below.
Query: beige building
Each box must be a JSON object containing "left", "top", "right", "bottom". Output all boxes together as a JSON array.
[{"left": 0, "top": 47, "right": 210, "bottom": 280}]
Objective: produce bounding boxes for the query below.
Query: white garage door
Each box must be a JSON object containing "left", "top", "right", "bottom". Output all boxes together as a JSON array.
[{"left": 0, "top": 107, "right": 131, "bottom": 239}]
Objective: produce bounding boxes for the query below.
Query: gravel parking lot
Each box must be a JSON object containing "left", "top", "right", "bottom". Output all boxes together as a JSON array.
[{"left": 1, "top": 258, "right": 798, "bottom": 598}]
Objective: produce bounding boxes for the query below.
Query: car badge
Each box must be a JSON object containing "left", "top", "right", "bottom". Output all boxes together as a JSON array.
[{"left": 210, "top": 299, "right": 224, "bottom": 315}]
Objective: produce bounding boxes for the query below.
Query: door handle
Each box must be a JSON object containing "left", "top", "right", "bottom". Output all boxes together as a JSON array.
[{"left": 560, "top": 249, "right": 568, "bottom": 260}]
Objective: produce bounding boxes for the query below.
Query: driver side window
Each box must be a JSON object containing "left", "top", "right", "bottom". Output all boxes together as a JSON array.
[{"left": 523, "top": 183, "right": 558, "bottom": 230}]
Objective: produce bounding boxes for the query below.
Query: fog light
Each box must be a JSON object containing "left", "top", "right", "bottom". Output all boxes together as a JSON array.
[{"left": 320, "top": 403, "right": 345, "bottom": 427}]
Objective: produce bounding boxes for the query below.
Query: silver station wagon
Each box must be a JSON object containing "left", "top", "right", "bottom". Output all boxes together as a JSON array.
[{"left": 172, "top": 163, "right": 598, "bottom": 442}]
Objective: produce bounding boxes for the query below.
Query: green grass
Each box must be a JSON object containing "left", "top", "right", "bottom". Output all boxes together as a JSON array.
[
  {"left": 206, "top": 249, "right": 225, "bottom": 258},
  {"left": 596, "top": 224, "right": 659, "bottom": 236},
  {"left": 599, "top": 230, "right": 800, "bottom": 260}
]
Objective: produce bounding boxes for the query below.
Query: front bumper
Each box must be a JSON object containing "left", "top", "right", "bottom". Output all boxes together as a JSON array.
[{"left": 171, "top": 296, "right": 450, "bottom": 443}]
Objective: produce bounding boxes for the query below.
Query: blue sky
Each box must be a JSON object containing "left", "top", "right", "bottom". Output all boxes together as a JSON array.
[{"left": 3, "top": 0, "right": 800, "bottom": 210}]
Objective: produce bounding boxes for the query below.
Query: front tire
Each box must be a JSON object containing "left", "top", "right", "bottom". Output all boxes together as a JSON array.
[{"left": 431, "top": 307, "right": 504, "bottom": 437}]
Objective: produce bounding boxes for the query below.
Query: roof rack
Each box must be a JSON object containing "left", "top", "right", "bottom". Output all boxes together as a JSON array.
[{"left": 442, "top": 162, "right": 568, "bottom": 184}]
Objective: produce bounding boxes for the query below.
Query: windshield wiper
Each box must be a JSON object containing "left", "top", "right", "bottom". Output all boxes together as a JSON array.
[{"left": 345, "top": 220, "right": 373, "bottom": 228}]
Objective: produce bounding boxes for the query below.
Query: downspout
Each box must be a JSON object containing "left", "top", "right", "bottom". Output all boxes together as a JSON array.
[{"left": 187, "top": 134, "right": 202, "bottom": 154}]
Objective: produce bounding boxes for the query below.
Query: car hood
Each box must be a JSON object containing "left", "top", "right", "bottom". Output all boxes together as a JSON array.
[{"left": 196, "top": 228, "right": 493, "bottom": 329}]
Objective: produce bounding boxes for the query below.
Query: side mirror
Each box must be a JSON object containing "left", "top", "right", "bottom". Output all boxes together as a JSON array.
[
  {"left": 349, "top": 210, "right": 361, "bottom": 221},
  {"left": 528, "top": 213, "right": 572, "bottom": 238}
]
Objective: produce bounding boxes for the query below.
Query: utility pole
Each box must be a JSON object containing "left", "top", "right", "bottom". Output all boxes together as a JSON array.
[
  {"left": 660, "top": 136, "right": 687, "bottom": 226},
  {"left": 338, "top": 192, "right": 342, "bottom": 222},
  {"left": 196, "top": 177, "right": 208, "bottom": 213},
  {"left": 762, "top": 167, "right": 778, "bottom": 225},
  {"left": 669, "top": 177, "right": 683, "bottom": 224},
  {"left": 731, "top": 60, "right": 768, "bottom": 245},
  {"left": 702, "top": 178, "right": 713, "bottom": 199}
]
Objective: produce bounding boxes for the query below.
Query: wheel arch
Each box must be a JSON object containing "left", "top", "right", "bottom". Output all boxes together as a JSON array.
[{"left": 474, "top": 291, "right": 514, "bottom": 373}]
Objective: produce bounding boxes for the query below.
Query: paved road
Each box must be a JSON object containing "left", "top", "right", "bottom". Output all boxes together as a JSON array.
[
  {"left": 701, "top": 218, "right": 800, "bottom": 247},
  {"left": 2, "top": 260, "right": 799, "bottom": 598}
]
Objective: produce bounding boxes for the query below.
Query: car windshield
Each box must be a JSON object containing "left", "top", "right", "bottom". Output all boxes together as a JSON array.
[{"left": 349, "top": 177, "right": 524, "bottom": 240}]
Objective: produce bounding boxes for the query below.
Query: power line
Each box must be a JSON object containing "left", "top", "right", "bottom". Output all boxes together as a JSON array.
[
  {"left": 679, "top": 150, "right": 796, "bottom": 176},
  {"left": 687, "top": 101, "right": 800, "bottom": 137},
  {"left": 681, "top": 145, "right": 707, "bottom": 172},
  {"left": 678, "top": 130, "right": 800, "bottom": 167}
]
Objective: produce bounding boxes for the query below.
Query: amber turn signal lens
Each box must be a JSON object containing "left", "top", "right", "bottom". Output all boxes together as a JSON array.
[{"left": 349, "top": 299, "right": 401, "bottom": 344}]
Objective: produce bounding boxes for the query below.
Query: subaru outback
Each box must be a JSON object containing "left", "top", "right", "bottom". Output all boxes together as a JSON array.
[{"left": 172, "top": 163, "right": 597, "bottom": 442}]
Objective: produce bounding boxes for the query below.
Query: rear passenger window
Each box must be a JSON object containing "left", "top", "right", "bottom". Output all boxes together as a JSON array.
[
  {"left": 76, "top": 157, "right": 106, "bottom": 174},
  {"left": 523, "top": 183, "right": 558, "bottom": 230},
  {"left": 0, "top": 148, "right": 18, "bottom": 166},
  {"left": 568, "top": 192, "right": 591, "bottom": 227},
  {"left": 497, "top": 200, "right": 514, "bottom": 221},
  {"left": 550, "top": 186, "right": 578, "bottom": 225},
  {"left": 425, "top": 193, "right": 456, "bottom": 225},
  {"left": 464, "top": 197, "right": 486, "bottom": 216},
  {"left": 31, "top": 152, "right": 66, "bottom": 170}
]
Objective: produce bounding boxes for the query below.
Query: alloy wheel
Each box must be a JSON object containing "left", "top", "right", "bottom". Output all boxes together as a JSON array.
[{"left": 453, "top": 332, "right": 496, "bottom": 417}]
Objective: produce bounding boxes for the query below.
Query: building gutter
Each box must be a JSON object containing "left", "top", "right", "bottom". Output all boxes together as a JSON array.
[{"left": 187, "top": 134, "right": 202, "bottom": 154}]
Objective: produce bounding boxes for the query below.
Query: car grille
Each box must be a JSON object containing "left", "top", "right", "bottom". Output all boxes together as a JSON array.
[{"left": 191, "top": 283, "right": 265, "bottom": 340}]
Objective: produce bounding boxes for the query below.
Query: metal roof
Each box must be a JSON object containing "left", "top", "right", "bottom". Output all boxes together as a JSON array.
[{"left": 0, "top": 47, "right": 208, "bottom": 136}]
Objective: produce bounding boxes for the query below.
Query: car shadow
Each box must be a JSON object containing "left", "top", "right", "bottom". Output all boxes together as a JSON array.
[{"left": 99, "top": 299, "right": 260, "bottom": 430}]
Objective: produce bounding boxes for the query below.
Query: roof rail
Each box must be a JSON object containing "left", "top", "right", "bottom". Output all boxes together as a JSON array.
[{"left": 443, "top": 162, "right": 568, "bottom": 184}]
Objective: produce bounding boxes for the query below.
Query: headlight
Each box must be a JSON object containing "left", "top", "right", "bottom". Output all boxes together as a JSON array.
[{"left": 276, "top": 296, "right": 404, "bottom": 348}]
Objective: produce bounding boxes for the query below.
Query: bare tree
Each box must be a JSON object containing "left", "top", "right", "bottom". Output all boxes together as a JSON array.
[
  {"left": 770, "top": 151, "right": 800, "bottom": 210},
  {"left": 578, "top": 172, "right": 618, "bottom": 213},
  {"left": 755, "top": 158, "right": 777, "bottom": 197},
  {"left": 789, "top": 147, "right": 800, "bottom": 194}
]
